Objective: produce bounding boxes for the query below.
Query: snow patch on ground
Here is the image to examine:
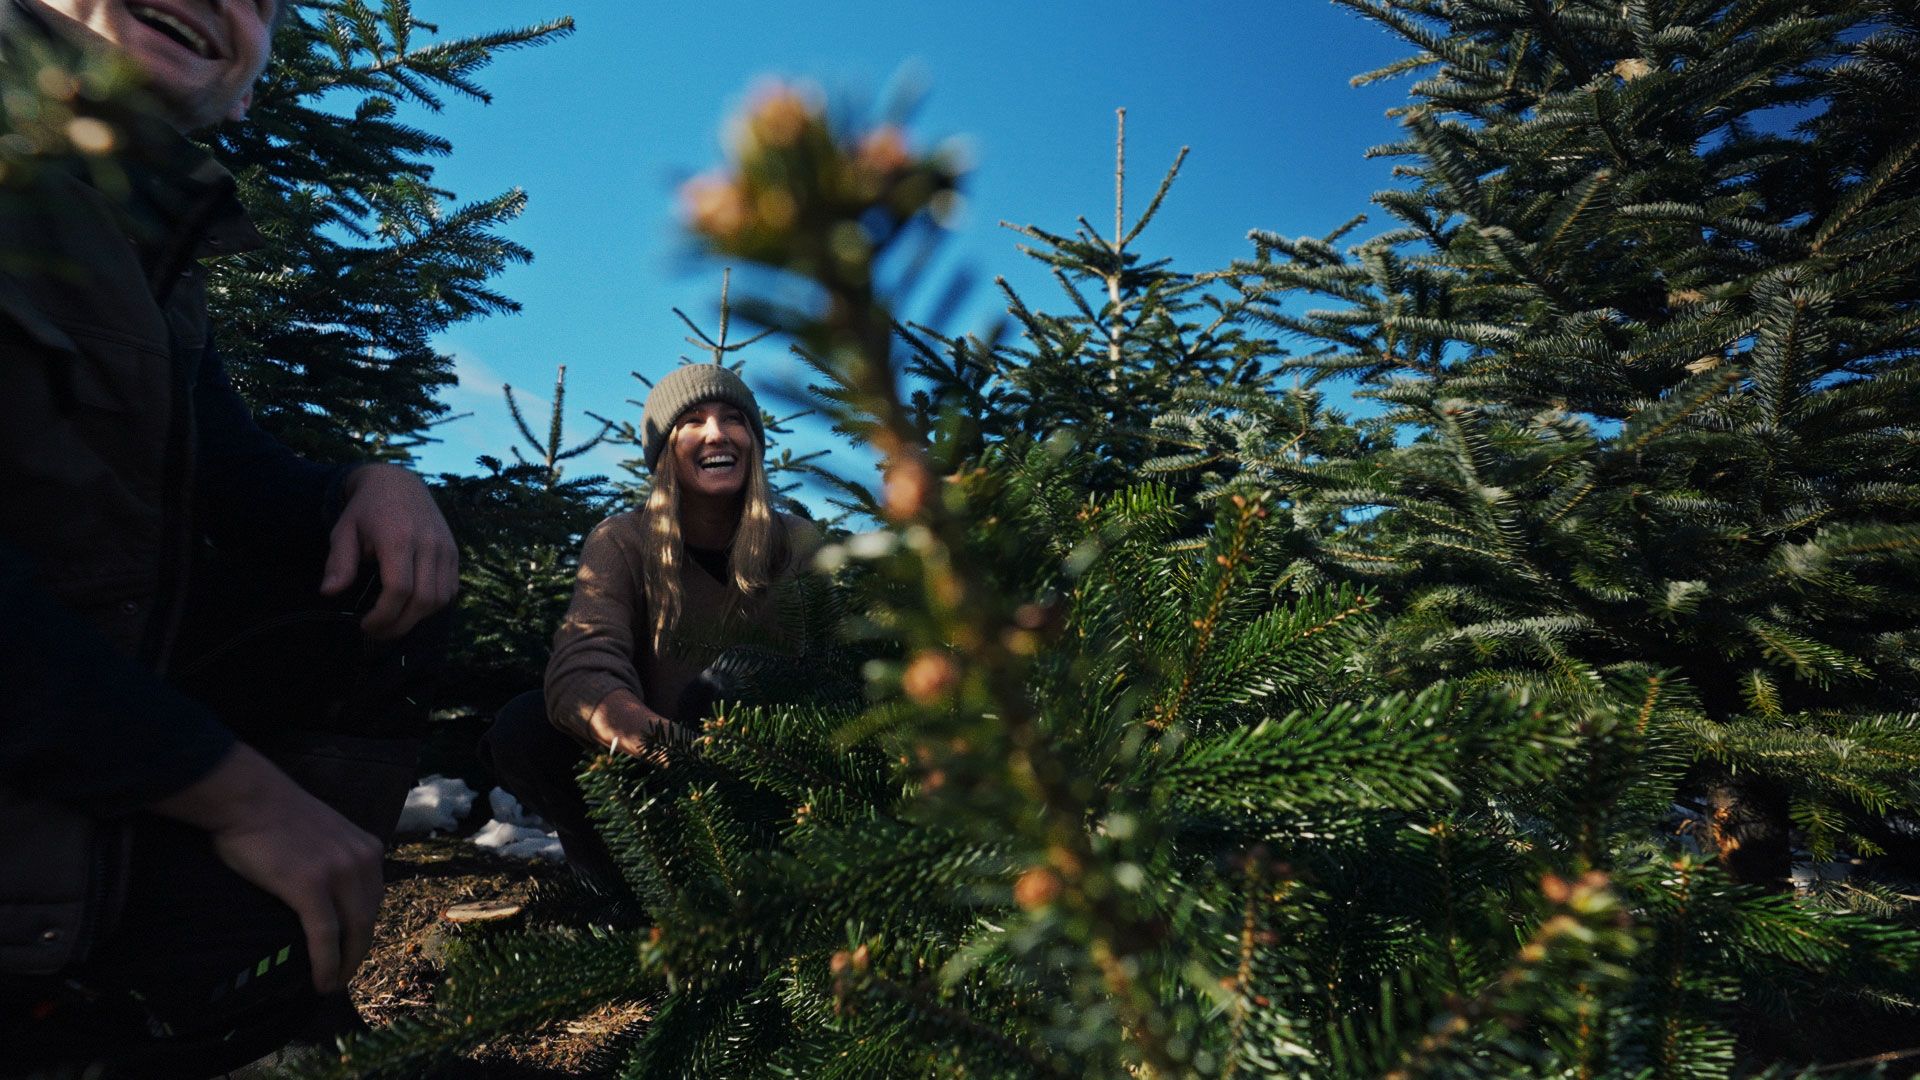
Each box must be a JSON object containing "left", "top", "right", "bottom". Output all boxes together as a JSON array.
[
  {"left": 471, "top": 818, "right": 564, "bottom": 862},
  {"left": 395, "top": 778, "right": 563, "bottom": 862},
  {"left": 489, "top": 786, "right": 543, "bottom": 829},
  {"left": 395, "top": 775, "right": 478, "bottom": 836},
  {"left": 471, "top": 787, "right": 563, "bottom": 861}
]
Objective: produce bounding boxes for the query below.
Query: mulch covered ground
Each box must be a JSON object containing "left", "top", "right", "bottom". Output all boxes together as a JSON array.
[{"left": 346, "top": 838, "right": 650, "bottom": 1078}]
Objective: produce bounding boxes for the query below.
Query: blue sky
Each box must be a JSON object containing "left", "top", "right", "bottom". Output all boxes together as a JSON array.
[{"left": 396, "top": 1, "right": 1415, "bottom": 498}]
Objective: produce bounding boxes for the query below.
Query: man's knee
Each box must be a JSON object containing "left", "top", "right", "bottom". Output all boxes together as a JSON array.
[
  {"left": 266, "top": 732, "right": 421, "bottom": 844},
  {"left": 3, "top": 817, "right": 323, "bottom": 1079},
  {"left": 171, "top": 558, "right": 450, "bottom": 746}
]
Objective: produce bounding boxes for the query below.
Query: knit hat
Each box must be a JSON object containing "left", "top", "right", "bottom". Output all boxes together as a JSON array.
[{"left": 640, "top": 364, "right": 765, "bottom": 473}]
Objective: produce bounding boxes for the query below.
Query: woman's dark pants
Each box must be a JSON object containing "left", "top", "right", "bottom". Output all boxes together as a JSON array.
[
  {"left": 478, "top": 689, "right": 628, "bottom": 893},
  {"left": 479, "top": 667, "right": 735, "bottom": 897}
]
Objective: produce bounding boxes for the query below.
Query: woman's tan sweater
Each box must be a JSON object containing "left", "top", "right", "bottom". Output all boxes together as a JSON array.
[{"left": 544, "top": 510, "right": 818, "bottom": 745}]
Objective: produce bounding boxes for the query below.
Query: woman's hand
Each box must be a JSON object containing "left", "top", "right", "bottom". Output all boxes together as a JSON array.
[{"left": 586, "top": 689, "right": 678, "bottom": 765}]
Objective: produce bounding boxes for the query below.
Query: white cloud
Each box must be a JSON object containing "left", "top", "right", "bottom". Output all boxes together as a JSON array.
[{"left": 444, "top": 350, "right": 548, "bottom": 414}]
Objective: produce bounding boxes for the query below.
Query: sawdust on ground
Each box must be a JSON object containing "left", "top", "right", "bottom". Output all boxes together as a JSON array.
[{"left": 346, "top": 838, "right": 651, "bottom": 1078}]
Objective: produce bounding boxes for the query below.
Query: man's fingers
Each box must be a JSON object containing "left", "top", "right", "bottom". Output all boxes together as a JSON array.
[
  {"left": 166, "top": 749, "right": 390, "bottom": 999},
  {"left": 334, "top": 868, "right": 380, "bottom": 989},
  {"left": 420, "top": 536, "right": 457, "bottom": 609},
  {"left": 317, "top": 828, "right": 383, "bottom": 993},
  {"left": 297, "top": 898, "right": 342, "bottom": 995},
  {"left": 361, "top": 537, "right": 416, "bottom": 638},
  {"left": 399, "top": 545, "right": 442, "bottom": 636},
  {"left": 327, "top": 464, "right": 458, "bottom": 635},
  {"left": 319, "top": 519, "right": 362, "bottom": 596},
  {"left": 371, "top": 542, "right": 436, "bottom": 641},
  {"left": 375, "top": 536, "right": 459, "bottom": 640}
]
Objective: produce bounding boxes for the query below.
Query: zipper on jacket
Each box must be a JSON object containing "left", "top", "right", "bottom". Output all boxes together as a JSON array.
[{"left": 67, "top": 818, "right": 123, "bottom": 964}]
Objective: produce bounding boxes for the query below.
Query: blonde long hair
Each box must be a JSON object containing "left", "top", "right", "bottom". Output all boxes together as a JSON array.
[{"left": 638, "top": 433, "right": 788, "bottom": 653}]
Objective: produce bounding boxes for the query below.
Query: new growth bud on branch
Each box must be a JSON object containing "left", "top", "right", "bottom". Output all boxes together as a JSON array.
[{"left": 682, "top": 80, "right": 964, "bottom": 283}]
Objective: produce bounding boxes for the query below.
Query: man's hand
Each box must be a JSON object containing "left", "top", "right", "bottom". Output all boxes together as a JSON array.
[
  {"left": 322, "top": 464, "right": 458, "bottom": 640},
  {"left": 150, "top": 744, "right": 385, "bottom": 995},
  {"left": 587, "top": 689, "right": 678, "bottom": 765}
]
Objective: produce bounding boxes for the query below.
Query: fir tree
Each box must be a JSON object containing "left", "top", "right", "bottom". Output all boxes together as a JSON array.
[
  {"left": 867, "top": 110, "right": 1286, "bottom": 497},
  {"left": 433, "top": 364, "right": 614, "bottom": 712},
  {"left": 206, "top": 0, "right": 574, "bottom": 462},
  {"left": 1162, "top": 0, "right": 1920, "bottom": 887},
  {"left": 300, "top": 77, "right": 1920, "bottom": 1078}
]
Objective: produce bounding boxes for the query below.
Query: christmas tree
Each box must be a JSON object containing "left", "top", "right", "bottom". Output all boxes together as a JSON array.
[
  {"left": 432, "top": 364, "right": 615, "bottom": 712},
  {"left": 207, "top": 0, "right": 573, "bottom": 462},
  {"left": 1161, "top": 0, "right": 1920, "bottom": 889},
  {"left": 875, "top": 109, "right": 1288, "bottom": 499},
  {"left": 300, "top": 17, "right": 1920, "bottom": 1070}
]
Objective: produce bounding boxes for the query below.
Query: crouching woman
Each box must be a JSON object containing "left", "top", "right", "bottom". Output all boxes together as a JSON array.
[{"left": 482, "top": 364, "right": 816, "bottom": 889}]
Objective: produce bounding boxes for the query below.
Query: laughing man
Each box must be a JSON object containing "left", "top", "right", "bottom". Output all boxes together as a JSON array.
[{"left": 0, "top": 0, "right": 461, "bottom": 1073}]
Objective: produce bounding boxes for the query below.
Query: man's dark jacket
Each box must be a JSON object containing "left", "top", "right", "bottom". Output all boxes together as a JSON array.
[{"left": 0, "top": 6, "right": 349, "bottom": 973}]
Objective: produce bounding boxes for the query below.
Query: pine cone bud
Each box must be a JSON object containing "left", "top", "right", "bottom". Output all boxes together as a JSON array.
[
  {"left": 741, "top": 83, "right": 815, "bottom": 153},
  {"left": 883, "top": 457, "right": 934, "bottom": 521},
  {"left": 1013, "top": 600, "right": 1058, "bottom": 631},
  {"left": 683, "top": 172, "right": 749, "bottom": 242},
  {"left": 65, "top": 116, "right": 115, "bottom": 155},
  {"left": 1540, "top": 873, "right": 1572, "bottom": 904},
  {"left": 754, "top": 188, "right": 798, "bottom": 231},
  {"left": 856, "top": 125, "right": 912, "bottom": 180},
  {"left": 901, "top": 650, "right": 959, "bottom": 705},
  {"left": 1014, "top": 866, "right": 1063, "bottom": 910}
]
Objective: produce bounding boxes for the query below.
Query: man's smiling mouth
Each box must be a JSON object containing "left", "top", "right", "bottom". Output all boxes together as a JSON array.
[{"left": 127, "top": 3, "right": 220, "bottom": 60}]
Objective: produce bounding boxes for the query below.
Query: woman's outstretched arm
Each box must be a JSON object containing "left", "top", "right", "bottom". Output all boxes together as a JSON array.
[{"left": 544, "top": 513, "right": 670, "bottom": 754}]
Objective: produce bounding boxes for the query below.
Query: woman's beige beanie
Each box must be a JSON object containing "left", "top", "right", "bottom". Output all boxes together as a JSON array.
[{"left": 640, "top": 364, "right": 764, "bottom": 473}]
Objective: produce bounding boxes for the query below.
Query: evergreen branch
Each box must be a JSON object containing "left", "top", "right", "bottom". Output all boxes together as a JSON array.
[
  {"left": 1381, "top": 874, "right": 1632, "bottom": 1080},
  {"left": 1122, "top": 144, "right": 1191, "bottom": 250},
  {"left": 1147, "top": 495, "right": 1266, "bottom": 730},
  {"left": 848, "top": 967, "right": 1075, "bottom": 1077},
  {"left": 1811, "top": 135, "right": 1920, "bottom": 254},
  {"left": 286, "top": 927, "right": 655, "bottom": 1079},
  {"left": 359, "top": 18, "right": 577, "bottom": 107},
  {"left": 1160, "top": 685, "right": 1563, "bottom": 818},
  {"left": 1351, "top": 50, "right": 1443, "bottom": 88},
  {"left": 1744, "top": 618, "right": 1872, "bottom": 685},
  {"left": 1616, "top": 365, "right": 1742, "bottom": 455},
  {"left": 1535, "top": 168, "right": 1613, "bottom": 258}
]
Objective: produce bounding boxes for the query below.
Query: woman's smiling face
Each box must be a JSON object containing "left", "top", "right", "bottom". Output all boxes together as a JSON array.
[{"left": 669, "top": 400, "right": 755, "bottom": 502}]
